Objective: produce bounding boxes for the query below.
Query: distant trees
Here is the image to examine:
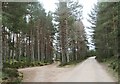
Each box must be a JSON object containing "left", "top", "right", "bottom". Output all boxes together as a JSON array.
[
  {"left": 96, "top": 2, "right": 118, "bottom": 61},
  {"left": 88, "top": 2, "right": 119, "bottom": 72},
  {"left": 2, "top": 2, "right": 55, "bottom": 67},
  {"left": 54, "top": 1, "right": 88, "bottom": 65},
  {"left": 97, "top": 3, "right": 118, "bottom": 60},
  {"left": 2, "top": 1, "right": 88, "bottom": 67}
]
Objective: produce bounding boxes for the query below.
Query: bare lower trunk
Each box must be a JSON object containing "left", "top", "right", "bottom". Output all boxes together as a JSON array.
[
  {"left": 40, "top": 28, "right": 45, "bottom": 62},
  {"left": 31, "top": 30, "right": 34, "bottom": 62},
  {"left": 0, "top": 5, "right": 2, "bottom": 69},
  {"left": 19, "top": 33, "right": 21, "bottom": 62},
  {"left": 2, "top": 31, "right": 5, "bottom": 63},
  {"left": 37, "top": 27, "right": 40, "bottom": 61},
  {"left": 28, "top": 31, "right": 31, "bottom": 62},
  {"left": 41, "top": 39, "right": 45, "bottom": 62},
  {"left": 16, "top": 34, "right": 20, "bottom": 61},
  {"left": 12, "top": 33, "right": 15, "bottom": 63},
  {"left": 25, "top": 35, "right": 28, "bottom": 62}
]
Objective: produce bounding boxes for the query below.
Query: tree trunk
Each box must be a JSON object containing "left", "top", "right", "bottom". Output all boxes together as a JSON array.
[
  {"left": 28, "top": 31, "right": 31, "bottom": 62},
  {"left": 37, "top": 26, "right": 40, "bottom": 61},
  {"left": 12, "top": 33, "right": 15, "bottom": 63},
  {"left": 41, "top": 27, "right": 45, "bottom": 62},
  {"left": 31, "top": 30, "right": 35, "bottom": 62},
  {"left": 2, "top": 27, "right": 5, "bottom": 63},
  {"left": 0, "top": 6, "right": 2, "bottom": 69}
]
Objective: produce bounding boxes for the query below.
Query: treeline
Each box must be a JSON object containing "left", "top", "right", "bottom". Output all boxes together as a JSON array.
[
  {"left": 88, "top": 2, "right": 119, "bottom": 73},
  {"left": 2, "top": 2, "right": 55, "bottom": 68},
  {"left": 95, "top": 2, "right": 118, "bottom": 62},
  {"left": 1, "top": 1, "right": 88, "bottom": 68},
  {"left": 54, "top": 1, "right": 88, "bottom": 65}
]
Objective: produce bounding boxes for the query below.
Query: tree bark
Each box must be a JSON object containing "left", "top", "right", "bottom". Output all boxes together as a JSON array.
[{"left": 0, "top": 2, "right": 2, "bottom": 69}]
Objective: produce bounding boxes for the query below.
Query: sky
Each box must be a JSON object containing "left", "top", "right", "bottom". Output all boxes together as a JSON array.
[{"left": 39, "top": 0, "right": 98, "bottom": 50}]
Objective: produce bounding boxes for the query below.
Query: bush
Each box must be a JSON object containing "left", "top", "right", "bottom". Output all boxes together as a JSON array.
[
  {"left": 3, "top": 68, "right": 19, "bottom": 78},
  {"left": 2, "top": 68, "right": 23, "bottom": 83},
  {"left": 3, "top": 59, "right": 50, "bottom": 69},
  {"left": 110, "top": 59, "right": 118, "bottom": 72}
]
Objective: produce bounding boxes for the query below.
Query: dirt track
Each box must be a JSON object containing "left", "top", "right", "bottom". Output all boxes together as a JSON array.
[{"left": 18, "top": 57, "right": 117, "bottom": 82}]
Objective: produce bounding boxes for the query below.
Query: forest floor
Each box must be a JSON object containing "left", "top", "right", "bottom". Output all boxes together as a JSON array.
[{"left": 18, "top": 57, "right": 117, "bottom": 82}]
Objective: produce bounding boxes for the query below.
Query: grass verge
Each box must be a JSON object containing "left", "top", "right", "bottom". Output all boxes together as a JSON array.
[
  {"left": 2, "top": 68, "right": 23, "bottom": 84},
  {"left": 101, "top": 57, "right": 118, "bottom": 82}
]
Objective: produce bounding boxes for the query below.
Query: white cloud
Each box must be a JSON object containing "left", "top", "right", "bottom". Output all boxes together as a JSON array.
[
  {"left": 79, "top": 0, "right": 97, "bottom": 50},
  {"left": 39, "top": 0, "right": 59, "bottom": 13}
]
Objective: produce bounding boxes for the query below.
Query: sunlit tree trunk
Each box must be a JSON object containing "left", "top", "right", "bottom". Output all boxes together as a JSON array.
[
  {"left": 28, "top": 30, "right": 31, "bottom": 62},
  {"left": 12, "top": 33, "right": 15, "bottom": 63}
]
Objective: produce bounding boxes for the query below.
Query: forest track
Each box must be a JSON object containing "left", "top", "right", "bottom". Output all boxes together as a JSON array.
[{"left": 18, "top": 57, "right": 117, "bottom": 82}]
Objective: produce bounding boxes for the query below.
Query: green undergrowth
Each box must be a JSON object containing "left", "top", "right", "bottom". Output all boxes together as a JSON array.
[
  {"left": 102, "top": 57, "right": 119, "bottom": 81},
  {"left": 59, "top": 61, "right": 78, "bottom": 67},
  {"left": 3, "top": 61, "right": 50, "bottom": 69},
  {"left": 2, "top": 68, "right": 23, "bottom": 84},
  {"left": 59, "top": 57, "right": 87, "bottom": 67},
  {"left": 2, "top": 60, "right": 51, "bottom": 84},
  {"left": 104, "top": 57, "right": 118, "bottom": 72}
]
